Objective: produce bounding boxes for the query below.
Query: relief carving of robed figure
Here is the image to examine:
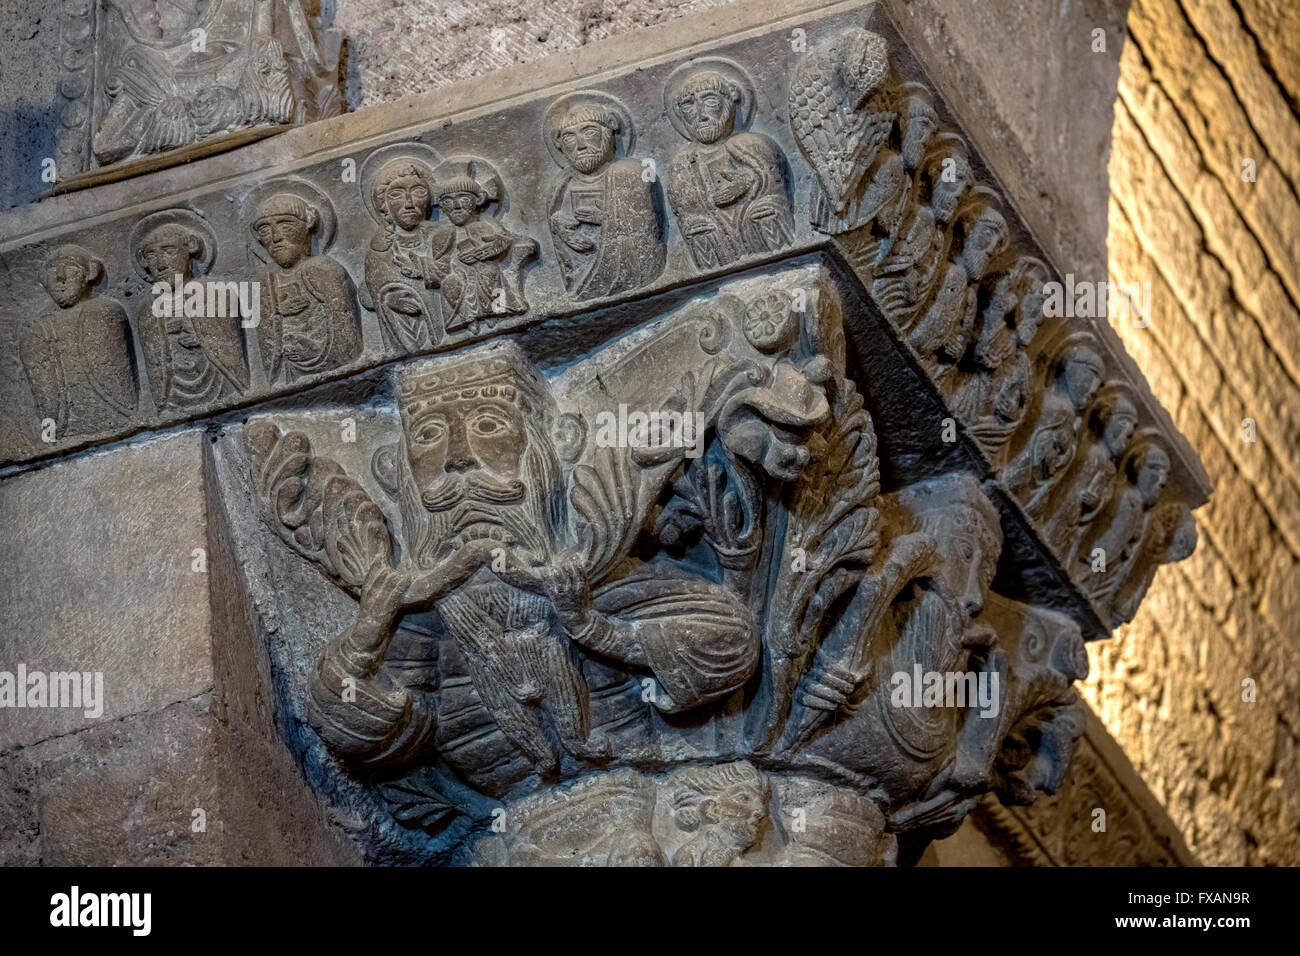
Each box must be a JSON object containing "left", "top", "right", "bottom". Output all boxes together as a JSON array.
[
  {"left": 249, "top": 183, "right": 362, "bottom": 384},
  {"left": 665, "top": 63, "right": 794, "bottom": 269},
  {"left": 20, "top": 244, "right": 138, "bottom": 439},
  {"left": 546, "top": 95, "right": 665, "bottom": 300}
]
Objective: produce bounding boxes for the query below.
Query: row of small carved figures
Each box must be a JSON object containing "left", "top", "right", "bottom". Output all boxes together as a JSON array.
[
  {"left": 16, "top": 24, "right": 1197, "bottom": 621},
  {"left": 778, "top": 28, "right": 1200, "bottom": 625},
  {"left": 15, "top": 62, "right": 820, "bottom": 445}
]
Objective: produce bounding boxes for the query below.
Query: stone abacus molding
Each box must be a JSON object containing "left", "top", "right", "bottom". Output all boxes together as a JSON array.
[{"left": 0, "top": 0, "right": 1211, "bottom": 866}]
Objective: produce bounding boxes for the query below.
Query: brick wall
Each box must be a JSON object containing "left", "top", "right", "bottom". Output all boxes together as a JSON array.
[{"left": 1083, "top": 0, "right": 1300, "bottom": 865}]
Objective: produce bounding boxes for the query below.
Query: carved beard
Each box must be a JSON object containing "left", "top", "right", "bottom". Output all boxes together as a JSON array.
[
  {"left": 396, "top": 421, "right": 566, "bottom": 572},
  {"left": 423, "top": 473, "right": 534, "bottom": 554},
  {"left": 392, "top": 423, "right": 588, "bottom": 767}
]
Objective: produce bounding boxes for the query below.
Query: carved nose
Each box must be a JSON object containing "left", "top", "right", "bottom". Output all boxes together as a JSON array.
[
  {"left": 445, "top": 453, "right": 477, "bottom": 474},
  {"left": 964, "top": 596, "right": 983, "bottom": 618}
]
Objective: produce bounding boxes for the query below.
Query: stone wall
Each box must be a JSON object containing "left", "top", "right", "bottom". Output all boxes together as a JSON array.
[{"left": 1085, "top": 0, "right": 1300, "bottom": 866}]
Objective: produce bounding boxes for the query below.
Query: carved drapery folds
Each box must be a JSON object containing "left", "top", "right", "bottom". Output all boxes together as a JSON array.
[
  {"left": 808, "top": 28, "right": 1202, "bottom": 630},
  {"left": 57, "top": 0, "right": 343, "bottom": 177},
  {"left": 3, "top": 2, "right": 1209, "bottom": 865}
]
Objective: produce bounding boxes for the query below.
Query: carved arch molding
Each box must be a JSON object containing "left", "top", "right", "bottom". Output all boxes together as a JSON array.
[{"left": 0, "top": 0, "right": 1209, "bottom": 865}]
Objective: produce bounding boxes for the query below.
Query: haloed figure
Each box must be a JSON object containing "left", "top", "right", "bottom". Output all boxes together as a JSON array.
[
  {"left": 427, "top": 160, "right": 537, "bottom": 334},
  {"left": 20, "top": 244, "right": 137, "bottom": 438},
  {"left": 666, "top": 68, "right": 794, "bottom": 269},
  {"left": 547, "top": 101, "right": 664, "bottom": 299},
  {"left": 133, "top": 220, "right": 250, "bottom": 410},
  {"left": 251, "top": 192, "right": 362, "bottom": 384}
]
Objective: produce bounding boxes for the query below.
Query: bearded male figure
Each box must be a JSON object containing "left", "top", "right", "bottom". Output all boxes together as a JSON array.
[
  {"left": 666, "top": 68, "right": 794, "bottom": 269},
  {"left": 303, "top": 342, "right": 758, "bottom": 792},
  {"left": 547, "top": 102, "right": 665, "bottom": 299}
]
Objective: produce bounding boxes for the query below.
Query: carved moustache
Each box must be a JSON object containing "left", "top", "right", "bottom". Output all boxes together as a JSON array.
[{"left": 420, "top": 471, "right": 527, "bottom": 512}]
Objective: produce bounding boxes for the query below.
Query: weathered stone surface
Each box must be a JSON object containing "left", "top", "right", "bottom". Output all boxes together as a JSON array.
[
  {"left": 0, "top": 430, "right": 212, "bottom": 749},
  {"left": 1087, "top": 0, "right": 1300, "bottom": 868}
]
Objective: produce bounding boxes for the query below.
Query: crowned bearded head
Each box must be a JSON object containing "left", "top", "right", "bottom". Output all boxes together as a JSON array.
[{"left": 391, "top": 342, "right": 566, "bottom": 569}]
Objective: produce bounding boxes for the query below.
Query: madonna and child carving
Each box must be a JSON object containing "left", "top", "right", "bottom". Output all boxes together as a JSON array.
[
  {"left": 237, "top": 265, "right": 1099, "bottom": 863},
  {"left": 665, "top": 62, "right": 795, "bottom": 269},
  {"left": 362, "top": 146, "right": 537, "bottom": 354},
  {"left": 546, "top": 94, "right": 665, "bottom": 299},
  {"left": 249, "top": 181, "right": 362, "bottom": 385}
]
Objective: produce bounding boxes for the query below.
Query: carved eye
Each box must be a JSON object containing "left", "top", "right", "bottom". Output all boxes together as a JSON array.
[
  {"left": 412, "top": 186, "right": 429, "bottom": 202},
  {"left": 471, "top": 412, "right": 510, "bottom": 437},
  {"left": 412, "top": 420, "right": 446, "bottom": 445}
]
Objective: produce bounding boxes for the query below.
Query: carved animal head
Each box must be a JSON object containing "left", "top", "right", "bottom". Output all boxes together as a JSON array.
[{"left": 839, "top": 29, "right": 890, "bottom": 111}]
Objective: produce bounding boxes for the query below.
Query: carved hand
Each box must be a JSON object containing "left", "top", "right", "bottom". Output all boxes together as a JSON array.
[
  {"left": 551, "top": 213, "right": 596, "bottom": 253},
  {"left": 385, "top": 286, "right": 425, "bottom": 316},
  {"left": 400, "top": 537, "right": 502, "bottom": 607},
  {"left": 801, "top": 660, "right": 865, "bottom": 714},
  {"left": 354, "top": 563, "right": 411, "bottom": 649},
  {"left": 486, "top": 548, "right": 593, "bottom": 633}
]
